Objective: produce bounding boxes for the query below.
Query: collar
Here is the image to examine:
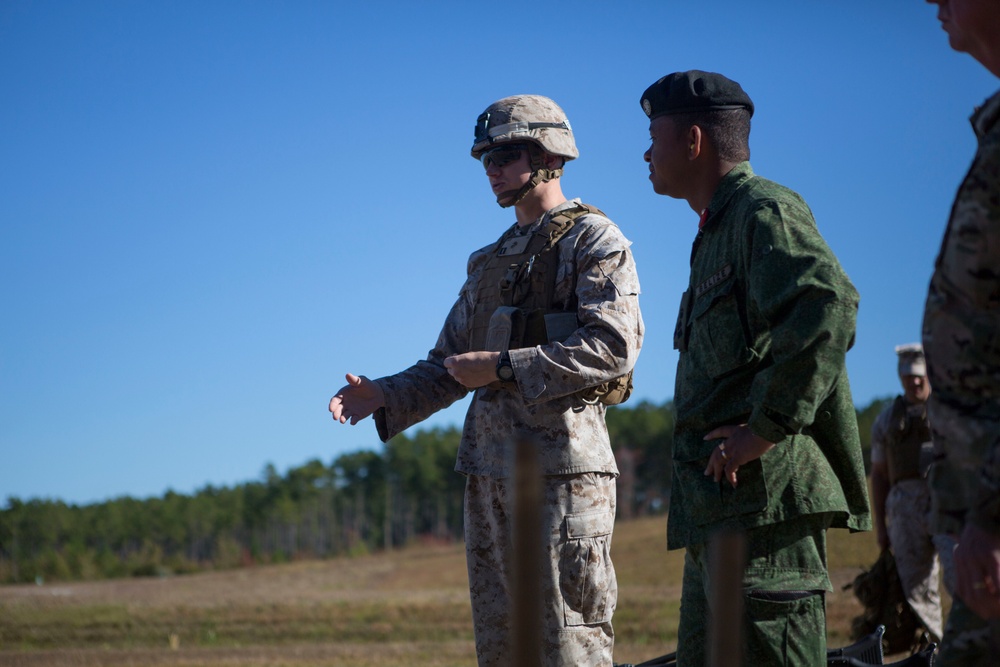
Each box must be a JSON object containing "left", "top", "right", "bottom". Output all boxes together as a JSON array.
[
  {"left": 971, "top": 88, "right": 1000, "bottom": 141},
  {"left": 702, "top": 161, "right": 755, "bottom": 229},
  {"left": 515, "top": 198, "right": 581, "bottom": 235}
]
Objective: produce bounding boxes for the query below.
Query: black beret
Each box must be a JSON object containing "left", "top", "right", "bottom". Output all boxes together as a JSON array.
[{"left": 640, "top": 70, "right": 754, "bottom": 120}]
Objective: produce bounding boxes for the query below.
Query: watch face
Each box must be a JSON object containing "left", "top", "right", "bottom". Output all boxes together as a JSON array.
[{"left": 497, "top": 362, "right": 515, "bottom": 382}]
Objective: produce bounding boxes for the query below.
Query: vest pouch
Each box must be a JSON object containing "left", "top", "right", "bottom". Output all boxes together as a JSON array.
[
  {"left": 517, "top": 309, "right": 549, "bottom": 349},
  {"left": 517, "top": 310, "right": 579, "bottom": 348},
  {"left": 485, "top": 306, "right": 523, "bottom": 352},
  {"left": 544, "top": 311, "right": 579, "bottom": 343},
  {"left": 580, "top": 369, "right": 634, "bottom": 406}
]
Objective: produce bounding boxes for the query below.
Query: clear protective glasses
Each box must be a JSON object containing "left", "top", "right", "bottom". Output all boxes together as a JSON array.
[{"left": 481, "top": 143, "right": 526, "bottom": 171}]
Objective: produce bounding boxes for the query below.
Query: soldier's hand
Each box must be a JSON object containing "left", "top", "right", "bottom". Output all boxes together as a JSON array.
[
  {"left": 329, "top": 373, "right": 384, "bottom": 425},
  {"left": 703, "top": 424, "right": 775, "bottom": 489},
  {"left": 443, "top": 351, "right": 500, "bottom": 389},
  {"left": 953, "top": 523, "right": 1000, "bottom": 619}
]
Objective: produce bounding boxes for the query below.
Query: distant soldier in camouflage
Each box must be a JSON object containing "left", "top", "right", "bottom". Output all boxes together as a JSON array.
[
  {"left": 638, "top": 70, "right": 870, "bottom": 666},
  {"left": 922, "top": 1, "right": 1000, "bottom": 665},
  {"left": 328, "top": 95, "right": 643, "bottom": 666},
  {"left": 870, "top": 343, "right": 956, "bottom": 643}
]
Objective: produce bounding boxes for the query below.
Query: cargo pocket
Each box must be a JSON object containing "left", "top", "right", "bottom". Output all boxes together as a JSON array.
[
  {"left": 689, "top": 280, "right": 755, "bottom": 379},
  {"left": 560, "top": 509, "right": 617, "bottom": 627},
  {"left": 743, "top": 591, "right": 826, "bottom": 666}
]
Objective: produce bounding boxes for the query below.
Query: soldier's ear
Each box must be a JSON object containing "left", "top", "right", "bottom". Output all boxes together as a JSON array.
[
  {"left": 543, "top": 152, "right": 565, "bottom": 170},
  {"left": 688, "top": 126, "right": 703, "bottom": 160}
]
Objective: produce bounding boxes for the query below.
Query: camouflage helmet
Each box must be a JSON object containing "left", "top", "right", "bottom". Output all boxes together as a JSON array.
[{"left": 471, "top": 95, "right": 578, "bottom": 161}]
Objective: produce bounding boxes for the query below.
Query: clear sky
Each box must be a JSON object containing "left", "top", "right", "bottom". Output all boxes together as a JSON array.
[{"left": 1, "top": 1, "right": 997, "bottom": 506}]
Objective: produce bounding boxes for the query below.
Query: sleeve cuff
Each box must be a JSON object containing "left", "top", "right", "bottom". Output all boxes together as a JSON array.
[
  {"left": 747, "top": 410, "right": 790, "bottom": 445},
  {"left": 509, "top": 347, "right": 543, "bottom": 402}
]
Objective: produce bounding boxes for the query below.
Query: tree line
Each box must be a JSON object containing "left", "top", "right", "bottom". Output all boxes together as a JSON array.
[{"left": 0, "top": 398, "right": 890, "bottom": 585}]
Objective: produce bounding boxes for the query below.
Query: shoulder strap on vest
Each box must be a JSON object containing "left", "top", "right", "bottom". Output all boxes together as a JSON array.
[{"left": 542, "top": 202, "right": 605, "bottom": 248}]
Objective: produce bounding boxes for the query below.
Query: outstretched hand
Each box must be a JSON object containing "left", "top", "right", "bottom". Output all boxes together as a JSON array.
[
  {"left": 703, "top": 424, "right": 775, "bottom": 488},
  {"left": 328, "top": 373, "right": 384, "bottom": 425}
]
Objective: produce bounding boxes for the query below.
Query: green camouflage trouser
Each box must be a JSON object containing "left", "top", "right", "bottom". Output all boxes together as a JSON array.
[
  {"left": 677, "top": 514, "right": 833, "bottom": 667},
  {"left": 464, "top": 472, "right": 617, "bottom": 667},
  {"left": 936, "top": 596, "right": 1000, "bottom": 667}
]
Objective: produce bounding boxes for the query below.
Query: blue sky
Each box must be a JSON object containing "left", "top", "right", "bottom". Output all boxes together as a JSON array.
[{"left": 2, "top": 1, "right": 997, "bottom": 506}]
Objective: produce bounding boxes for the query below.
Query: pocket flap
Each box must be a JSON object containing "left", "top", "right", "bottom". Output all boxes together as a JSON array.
[
  {"left": 690, "top": 277, "right": 735, "bottom": 319},
  {"left": 565, "top": 509, "right": 615, "bottom": 540}
]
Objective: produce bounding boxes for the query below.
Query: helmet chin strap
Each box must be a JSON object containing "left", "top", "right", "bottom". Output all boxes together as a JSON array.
[{"left": 495, "top": 147, "right": 563, "bottom": 208}]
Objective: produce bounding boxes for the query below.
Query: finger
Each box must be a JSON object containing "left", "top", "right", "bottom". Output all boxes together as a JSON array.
[
  {"left": 329, "top": 397, "right": 345, "bottom": 419},
  {"left": 984, "top": 557, "right": 1000, "bottom": 595},
  {"left": 704, "top": 451, "right": 720, "bottom": 478},
  {"left": 346, "top": 372, "right": 362, "bottom": 386}
]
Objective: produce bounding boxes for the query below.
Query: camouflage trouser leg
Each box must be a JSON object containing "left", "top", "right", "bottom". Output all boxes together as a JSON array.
[
  {"left": 936, "top": 596, "right": 1000, "bottom": 667},
  {"left": 886, "top": 480, "right": 954, "bottom": 640},
  {"left": 676, "top": 514, "right": 833, "bottom": 667},
  {"left": 464, "top": 473, "right": 617, "bottom": 667},
  {"left": 933, "top": 532, "right": 958, "bottom": 596}
]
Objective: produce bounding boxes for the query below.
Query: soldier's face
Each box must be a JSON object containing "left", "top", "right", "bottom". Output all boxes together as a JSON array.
[
  {"left": 644, "top": 116, "right": 690, "bottom": 199},
  {"left": 484, "top": 144, "right": 531, "bottom": 198},
  {"left": 926, "top": 0, "right": 1000, "bottom": 60},
  {"left": 901, "top": 374, "right": 931, "bottom": 404}
]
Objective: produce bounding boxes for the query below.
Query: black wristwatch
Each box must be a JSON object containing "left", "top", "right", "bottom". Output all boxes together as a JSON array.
[{"left": 496, "top": 351, "right": 515, "bottom": 382}]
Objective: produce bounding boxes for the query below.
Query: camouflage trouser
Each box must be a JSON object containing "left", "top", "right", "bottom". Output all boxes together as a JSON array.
[
  {"left": 885, "top": 479, "right": 957, "bottom": 640},
  {"left": 464, "top": 472, "right": 617, "bottom": 667},
  {"left": 677, "top": 514, "right": 833, "bottom": 667},
  {"left": 936, "top": 596, "right": 1000, "bottom": 667}
]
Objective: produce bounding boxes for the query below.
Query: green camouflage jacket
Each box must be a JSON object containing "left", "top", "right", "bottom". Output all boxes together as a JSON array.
[
  {"left": 923, "top": 89, "right": 1000, "bottom": 537},
  {"left": 668, "top": 162, "right": 870, "bottom": 549}
]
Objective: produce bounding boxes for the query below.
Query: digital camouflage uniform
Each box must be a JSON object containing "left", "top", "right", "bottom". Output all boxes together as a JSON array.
[
  {"left": 870, "top": 393, "right": 956, "bottom": 641},
  {"left": 670, "top": 162, "right": 871, "bottom": 666},
  {"left": 372, "top": 195, "right": 643, "bottom": 666},
  {"left": 922, "top": 88, "right": 1000, "bottom": 667}
]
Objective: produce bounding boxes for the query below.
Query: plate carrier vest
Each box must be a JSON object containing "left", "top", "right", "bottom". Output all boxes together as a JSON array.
[
  {"left": 468, "top": 202, "right": 632, "bottom": 405},
  {"left": 884, "top": 395, "right": 933, "bottom": 485}
]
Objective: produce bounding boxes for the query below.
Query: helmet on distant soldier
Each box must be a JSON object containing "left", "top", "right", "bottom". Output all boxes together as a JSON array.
[{"left": 472, "top": 95, "right": 578, "bottom": 207}]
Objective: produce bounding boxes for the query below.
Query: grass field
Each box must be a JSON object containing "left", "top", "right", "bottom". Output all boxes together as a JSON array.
[{"left": 0, "top": 515, "right": 893, "bottom": 666}]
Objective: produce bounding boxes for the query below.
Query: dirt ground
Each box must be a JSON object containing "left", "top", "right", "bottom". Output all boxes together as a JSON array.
[{"left": 0, "top": 515, "right": 918, "bottom": 667}]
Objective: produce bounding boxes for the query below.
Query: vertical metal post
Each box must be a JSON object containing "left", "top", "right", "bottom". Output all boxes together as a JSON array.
[
  {"left": 512, "top": 438, "right": 543, "bottom": 667},
  {"left": 708, "top": 529, "right": 746, "bottom": 667}
]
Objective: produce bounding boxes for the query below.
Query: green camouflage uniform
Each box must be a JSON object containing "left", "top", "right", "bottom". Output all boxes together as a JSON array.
[
  {"left": 671, "top": 162, "right": 870, "bottom": 666},
  {"left": 922, "top": 89, "right": 1000, "bottom": 667}
]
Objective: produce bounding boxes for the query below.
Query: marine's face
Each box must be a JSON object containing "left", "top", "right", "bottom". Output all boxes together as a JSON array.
[
  {"left": 926, "top": 0, "right": 1000, "bottom": 58},
  {"left": 901, "top": 373, "right": 931, "bottom": 404},
  {"left": 482, "top": 143, "right": 532, "bottom": 201},
  {"left": 644, "top": 115, "right": 689, "bottom": 200}
]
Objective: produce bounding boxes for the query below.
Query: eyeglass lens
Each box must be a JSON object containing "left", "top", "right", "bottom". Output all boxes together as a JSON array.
[{"left": 481, "top": 145, "right": 523, "bottom": 170}]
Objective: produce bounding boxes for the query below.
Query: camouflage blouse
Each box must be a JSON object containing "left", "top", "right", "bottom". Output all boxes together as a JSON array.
[
  {"left": 923, "top": 89, "right": 1000, "bottom": 537},
  {"left": 373, "top": 199, "right": 644, "bottom": 479}
]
